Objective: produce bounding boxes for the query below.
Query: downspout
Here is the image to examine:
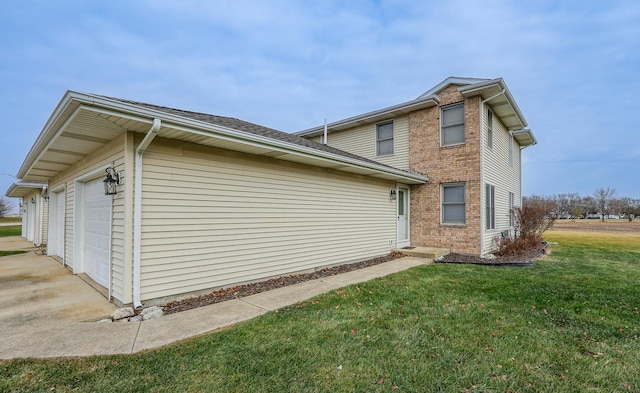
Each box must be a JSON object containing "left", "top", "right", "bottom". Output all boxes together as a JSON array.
[
  {"left": 133, "top": 118, "right": 161, "bottom": 309},
  {"left": 39, "top": 186, "right": 46, "bottom": 246},
  {"left": 479, "top": 89, "right": 505, "bottom": 253}
]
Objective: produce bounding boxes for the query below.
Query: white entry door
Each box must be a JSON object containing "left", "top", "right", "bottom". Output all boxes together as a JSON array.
[
  {"left": 397, "top": 186, "right": 410, "bottom": 248},
  {"left": 83, "top": 178, "right": 111, "bottom": 288}
]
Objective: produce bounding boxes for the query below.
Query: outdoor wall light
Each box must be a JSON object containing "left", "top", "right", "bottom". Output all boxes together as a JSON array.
[
  {"left": 104, "top": 167, "right": 120, "bottom": 195},
  {"left": 390, "top": 189, "right": 397, "bottom": 201}
]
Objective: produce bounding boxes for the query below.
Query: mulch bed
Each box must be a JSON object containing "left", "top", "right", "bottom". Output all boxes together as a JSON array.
[
  {"left": 162, "top": 252, "right": 406, "bottom": 315},
  {"left": 436, "top": 242, "right": 548, "bottom": 267},
  {"left": 162, "top": 244, "right": 549, "bottom": 315}
]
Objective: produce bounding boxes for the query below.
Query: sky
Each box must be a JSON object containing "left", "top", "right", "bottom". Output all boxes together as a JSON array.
[{"left": 1, "top": 0, "right": 639, "bottom": 212}]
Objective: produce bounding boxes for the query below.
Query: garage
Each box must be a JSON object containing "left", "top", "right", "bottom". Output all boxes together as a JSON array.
[{"left": 82, "top": 178, "right": 112, "bottom": 288}]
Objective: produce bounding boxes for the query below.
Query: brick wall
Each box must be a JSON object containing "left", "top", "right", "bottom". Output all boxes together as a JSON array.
[{"left": 408, "top": 85, "right": 482, "bottom": 255}]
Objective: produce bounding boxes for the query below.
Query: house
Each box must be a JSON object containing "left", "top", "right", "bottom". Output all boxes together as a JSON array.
[
  {"left": 7, "top": 91, "right": 428, "bottom": 307},
  {"left": 6, "top": 180, "right": 49, "bottom": 246},
  {"left": 296, "top": 77, "right": 536, "bottom": 255},
  {"left": 6, "top": 76, "right": 535, "bottom": 308}
]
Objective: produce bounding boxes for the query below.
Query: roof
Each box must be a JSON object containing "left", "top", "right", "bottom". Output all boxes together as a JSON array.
[
  {"left": 6, "top": 181, "right": 47, "bottom": 198},
  {"left": 296, "top": 76, "right": 536, "bottom": 147},
  {"left": 13, "top": 92, "right": 429, "bottom": 187}
]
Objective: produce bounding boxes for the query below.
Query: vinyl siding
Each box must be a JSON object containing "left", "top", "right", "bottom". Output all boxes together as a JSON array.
[
  {"left": 311, "top": 116, "right": 410, "bottom": 170},
  {"left": 139, "top": 138, "right": 397, "bottom": 302},
  {"left": 48, "top": 135, "right": 127, "bottom": 303},
  {"left": 482, "top": 106, "right": 522, "bottom": 252}
]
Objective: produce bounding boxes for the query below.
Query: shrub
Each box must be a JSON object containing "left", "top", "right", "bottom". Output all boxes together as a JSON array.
[{"left": 495, "top": 203, "right": 555, "bottom": 256}]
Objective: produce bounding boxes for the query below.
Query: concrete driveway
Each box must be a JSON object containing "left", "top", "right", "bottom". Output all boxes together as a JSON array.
[
  {"left": 1, "top": 236, "right": 433, "bottom": 359},
  {"left": 0, "top": 237, "right": 123, "bottom": 358}
]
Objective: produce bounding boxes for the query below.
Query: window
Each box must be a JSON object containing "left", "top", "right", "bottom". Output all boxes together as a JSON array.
[
  {"left": 485, "top": 184, "right": 495, "bottom": 230},
  {"left": 441, "top": 103, "right": 465, "bottom": 146},
  {"left": 487, "top": 109, "right": 493, "bottom": 148},
  {"left": 509, "top": 134, "right": 514, "bottom": 166},
  {"left": 509, "top": 192, "right": 515, "bottom": 226},
  {"left": 442, "top": 183, "right": 465, "bottom": 224},
  {"left": 376, "top": 121, "right": 394, "bottom": 156}
]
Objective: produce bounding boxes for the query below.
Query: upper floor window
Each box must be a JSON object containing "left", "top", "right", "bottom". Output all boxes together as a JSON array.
[
  {"left": 487, "top": 109, "right": 493, "bottom": 149},
  {"left": 376, "top": 121, "right": 394, "bottom": 156},
  {"left": 442, "top": 182, "right": 466, "bottom": 225},
  {"left": 441, "top": 103, "right": 465, "bottom": 146}
]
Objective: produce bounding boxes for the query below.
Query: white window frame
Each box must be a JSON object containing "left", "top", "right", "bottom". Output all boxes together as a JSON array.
[
  {"left": 441, "top": 182, "right": 466, "bottom": 225},
  {"left": 485, "top": 183, "right": 495, "bottom": 230},
  {"left": 441, "top": 103, "right": 465, "bottom": 146},
  {"left": 376, "top": 121, "right": 394, "bottom": 156}
]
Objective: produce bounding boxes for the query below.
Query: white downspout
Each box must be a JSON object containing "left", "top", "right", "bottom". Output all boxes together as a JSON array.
[
  {"left": 39, "top": 186, "right": 46, "bottom": 246},
  {"left": 133, "top": 118, "right": 161, "bottom": 309},
  {"left": 479, "top": 89, "right": 505, "bottom": 253}
]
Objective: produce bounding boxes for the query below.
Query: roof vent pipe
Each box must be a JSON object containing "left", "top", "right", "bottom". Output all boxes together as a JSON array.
[{"left": 323, "top": 118, "right": 328, "bottom": 145}]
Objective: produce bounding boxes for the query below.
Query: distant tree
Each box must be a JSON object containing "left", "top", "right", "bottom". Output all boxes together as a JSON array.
[
  {"left": 523, "top": 195, "right": 556, "bottom": 214},
  {"left": 0, "top": 197, "right": 13, "bottom": 217},
  {"left": 593, "top": 187, "right": 616, "bottom": 221},
  {"left": 612, "top": 197, "right": 640, "bottom": 221}
]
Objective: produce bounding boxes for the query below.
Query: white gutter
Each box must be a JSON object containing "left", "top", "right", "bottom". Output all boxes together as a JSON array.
[
  {"left": 132, "top": 118, "right": 161, "bottom": 309},
  {"left": 479, "top": 89, "right": 505, "bottom": 253}
]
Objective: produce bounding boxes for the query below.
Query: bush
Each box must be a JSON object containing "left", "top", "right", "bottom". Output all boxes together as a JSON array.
[{"left": 495, "top": 203, "right": 555, "bottom": 256}]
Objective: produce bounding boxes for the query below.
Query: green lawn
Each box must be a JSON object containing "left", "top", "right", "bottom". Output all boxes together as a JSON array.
[
  {"left": 0, "top": 225, "right": 22, "bottom": 237},
  {"left": 1, "top": 231, "right": 639, "bottom": 392}
]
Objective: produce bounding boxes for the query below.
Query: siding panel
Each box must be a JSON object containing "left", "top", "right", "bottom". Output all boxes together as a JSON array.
[
  {"left": 482, "top": 106, "right": 522, "bottom": 252},
  {"left": 139, "top": 139, "right": 396, "bottom": 301},
  {"left": 316, "top": 116, "right": 410, "bottom": 170}
]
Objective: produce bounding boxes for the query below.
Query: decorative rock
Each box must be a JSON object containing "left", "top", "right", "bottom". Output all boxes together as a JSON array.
[
  {"left": 140, "top": 306, "right": 164, "bottom": 321},
  {"left": 110, "top": 307, "right": 135, "bottom": 321},
  {"left": 129, "top": 315, "right": 143, "bottom": 322},
  {"left": 434, "top": 255, "right": 444, "bottom": 262},
  {"left": 483, "top": 253, "right": 497, "bottom": 261}
]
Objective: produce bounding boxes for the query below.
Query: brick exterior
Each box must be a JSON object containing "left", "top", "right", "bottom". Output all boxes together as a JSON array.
[{"left": 408, "top": 85, "right": 482, "bottom": 255}]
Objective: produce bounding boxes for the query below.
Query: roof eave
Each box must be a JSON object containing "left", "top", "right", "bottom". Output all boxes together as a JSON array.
[
  {"left": 458, "top": 78, "right": 529, "bottom": 129},
  {"left": 512, "top": 128, "right": 537, "bottom": 147},
  {"left": 295, "top": 96, "right": 441, "bottom": 137},
  {"left": 18, "top": 92, "right": 429, "bottom": 185}
]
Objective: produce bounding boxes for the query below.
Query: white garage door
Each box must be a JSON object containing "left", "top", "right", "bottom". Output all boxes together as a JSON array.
[{"left": 83, "top": 178, "right": 111, "bottom": 288}]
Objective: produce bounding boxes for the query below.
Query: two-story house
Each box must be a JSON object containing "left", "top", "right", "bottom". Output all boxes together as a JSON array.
[{"left": 296, "top": 77, "right": 536, "bottom": 256}]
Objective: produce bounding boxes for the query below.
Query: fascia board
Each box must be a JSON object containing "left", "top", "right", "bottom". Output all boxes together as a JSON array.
[
  {"left": 21, "top": 91, "right": 429, "bottom": 185},
  {"left": 459, "top": 79, "right": 529, "bottom": 128},
  {"left": 295, "top": 96, "right": 441, "bottom": 137}
]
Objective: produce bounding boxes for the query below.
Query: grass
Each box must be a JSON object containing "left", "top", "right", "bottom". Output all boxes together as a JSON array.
[
  {"left": 0, "top": 250, "right": 26, "bottom": 257},
  {"left": 0, "top": 225, "right": 22, "bottom": 237},
  {"left": 0, "top": 217, "right": 21, "bottom": 223},
  {"left": 1, "top": 230, "right": 639, "bottom": 392}
]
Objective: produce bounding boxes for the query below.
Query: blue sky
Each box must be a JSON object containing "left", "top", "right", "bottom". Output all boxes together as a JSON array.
[{"left": 1, "top": 0, "right": 639, "bottom": 211}]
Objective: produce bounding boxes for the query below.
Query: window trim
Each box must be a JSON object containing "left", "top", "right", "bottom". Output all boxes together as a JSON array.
[
  {"left": 441, "top": 182, "right": 466, "bottom": 225},
  {"left": 509, "top": 191, "right": 515, "bottom": 227},
  {"left": 441, "top": 103, "right": 465, "bottom": 147},
  {"left": 485, "top": 183, "right": 495, "bottom": 230},
  {"left": 487, "top": 108, "right": 493, "bottom": 149},
  {"left": 376, "top": 121, "right": 394, "bottom": 157}
]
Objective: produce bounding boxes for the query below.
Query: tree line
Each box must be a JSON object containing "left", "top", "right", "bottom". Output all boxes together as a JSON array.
[{"left": 524, "top": 187, "right": 640, "bottom": 221}]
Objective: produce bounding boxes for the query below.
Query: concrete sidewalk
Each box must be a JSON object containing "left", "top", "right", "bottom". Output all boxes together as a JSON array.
[{"left": 0, "top": 237, "right": 432, "bottom": 359}]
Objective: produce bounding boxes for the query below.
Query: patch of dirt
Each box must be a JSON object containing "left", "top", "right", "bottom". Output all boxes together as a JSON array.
[
  {"left": 436, "top": 242, "right": 547, "bottom": 265},
  {"left": 550, "top": 219, "right": 640, "bottom": 234},
  {"left": 162, "top": 252, "right": 406, "bottom": 315}
]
